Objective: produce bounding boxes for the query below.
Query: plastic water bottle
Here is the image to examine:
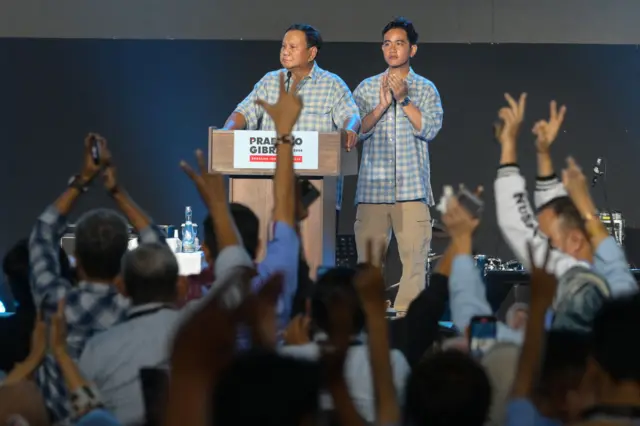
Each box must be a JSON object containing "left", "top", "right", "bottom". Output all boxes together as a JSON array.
[{"left": 182, "top": 206, "right": 196, "bottom": 253}]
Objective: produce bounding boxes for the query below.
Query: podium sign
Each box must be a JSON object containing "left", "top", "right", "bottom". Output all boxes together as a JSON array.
[{"left": 233, "top": 130, "right": 319, "bottom": 170}]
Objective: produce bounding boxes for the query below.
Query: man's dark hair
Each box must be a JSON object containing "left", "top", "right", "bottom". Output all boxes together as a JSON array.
[
  {"left": 311, "top": 266, "right": 365, "bottom": 334},
  {"left": 539, "top": 196, "right": 587, "bottom": 236},
  {"left": 3, "top": 239, "right": 74, "bottom": 308},
  {"left": 203, "top": 203, "right": 259, "bottom": 260},
  {"left": 213, "top": 350, "right": 321, "bottom": 426},
  {"left": 122, "top": 243, "right": 179, "bottom": 305},
  {"left": 74, "top": 209, "right": 129, "bottom": 281},
  {"left": 405, "top": 351, "right": 491, "bottom": 426},
  {"left": 591, "top": 294, "right": 640, "bottom": 382},
  {"left": 537, "top": 330, "right": 591, "bottom": 398},
  {"left": 285, "top": 23, "right": 323, "bottom": 50},
  {"left": 382, "top": 17, "right": 419, "bottom": 45}
]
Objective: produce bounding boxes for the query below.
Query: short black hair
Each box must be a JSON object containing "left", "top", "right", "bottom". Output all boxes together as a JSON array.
[
  {"left": 203, "top": 203, "right": 259, "bottom": 260},
  {"left": 285, "top": 23, "right": 323, "bottom": 50},
  {"left": 537, "top": 330, "right": 591, "bottom": 397},
  {"left": 405, "top": 351, "right": 491, "bottom": 426},
  {"left": 382, "top": 17, "right": 419, "bottom": 45},
  {"left": 539, "top": 196, "right": 587, "bottom": 236},
  {"left": 3, "top": 238, "right": 74, "bottom": 307},
  {"left": 311, "top": 267, "right": 365, "bottom": 334},
  {"left": 122, "top": 243, "right": 179, "bottom": 305},
  {"left": 591, "top": 294, "right": 640, "bottom": 382},
  {"left": 74, "top": 209, "right": 129, "bottom": 281},
  {"left": 213, "top": 350, "right": 321, "bottom": 426}
]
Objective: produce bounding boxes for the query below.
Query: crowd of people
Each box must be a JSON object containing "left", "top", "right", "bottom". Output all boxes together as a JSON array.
[{"left": 2, "top": 24, "right": 640, "bottom": 426}]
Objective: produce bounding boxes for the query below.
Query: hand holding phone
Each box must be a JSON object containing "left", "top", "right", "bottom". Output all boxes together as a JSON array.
[
  {"left": 469, "top": 315, "right": 497, "bottom": 358},
  {"left": 90, "top": 135, "right": 101, "bottom": 165},
  {"left": 457, "top": 185, "right": 484, "bottom": 218}
]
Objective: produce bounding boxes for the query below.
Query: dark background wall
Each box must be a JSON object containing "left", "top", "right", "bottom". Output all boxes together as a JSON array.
[
  {"left": 1, "top": 39, "right": 639, "bottom": 288},
  {"left": 2, "top": 0, "right": 640, "bottom": 44}
]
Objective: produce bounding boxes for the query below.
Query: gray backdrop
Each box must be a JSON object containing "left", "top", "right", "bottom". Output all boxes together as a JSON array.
[{"left": 1, "top": 0, "right": 640, "bottom": 43}]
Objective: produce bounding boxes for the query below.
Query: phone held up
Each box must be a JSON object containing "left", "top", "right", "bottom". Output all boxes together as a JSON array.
[
  {"left": 90, "top": 135, "right": 100, "bottom": 165},
  {"left": 457, "top": 185, "right": 484, "bottom": 218},
  {"left": 299, "top": 178, "right": 321, "bottom": 209},
  {"left": 469, "top": 315, "right": 497, "bottom": 358}
]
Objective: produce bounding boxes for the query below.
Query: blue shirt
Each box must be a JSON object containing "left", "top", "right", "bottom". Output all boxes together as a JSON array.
[
  {"left": 506, "top": 398, "right": 562, "bottom": 426},
  {"left": 353, "top": 69, "right": 443, "bottom": 205}
]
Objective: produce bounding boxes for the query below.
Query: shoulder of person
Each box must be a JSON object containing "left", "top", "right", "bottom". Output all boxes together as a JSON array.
[
  {"left": 411, "top": 73, "right": 440, "bottom": 92},
  {"left": 564, "top": 265, "right": 611, "bottom": 297},
  {"left": 356, "top": 73, "right": 384, "bottom": 90}
]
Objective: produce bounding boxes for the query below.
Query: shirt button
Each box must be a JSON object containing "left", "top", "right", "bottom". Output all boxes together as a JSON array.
[{"left": 389, "top": 138, "right": 393, "bottom": 142}]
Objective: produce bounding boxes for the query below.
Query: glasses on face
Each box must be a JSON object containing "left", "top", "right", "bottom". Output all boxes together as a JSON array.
[{"left": 382, "top": 40, "right": 408, "bottom": 50}]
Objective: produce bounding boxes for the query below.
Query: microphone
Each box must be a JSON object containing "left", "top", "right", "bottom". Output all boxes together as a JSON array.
[
  {"left": 285, "top": 71, "right": 292, "bottom": 92},
  {"left": 592, "top": 157, "right": 603, "bottom": 187}
]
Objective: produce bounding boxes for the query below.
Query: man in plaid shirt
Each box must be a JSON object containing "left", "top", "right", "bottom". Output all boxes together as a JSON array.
[
  {"left": 29, "top": 135, "right": 166, "bottom": 423},
  {"left": 222, "top": 23, "right": 360, "bottom": 215},
  {"left": 353, "top": 17, "right": 444, "bottom": 313}
]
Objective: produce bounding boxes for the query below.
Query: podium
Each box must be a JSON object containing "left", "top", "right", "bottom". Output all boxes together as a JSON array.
[{"left": 208, "top": 129, "right": 358, "bottom": 279}]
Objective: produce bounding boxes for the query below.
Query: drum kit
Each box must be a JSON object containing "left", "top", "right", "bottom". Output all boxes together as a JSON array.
[{"left": 428, "top": 219, "right": 524, "bottom": 275}]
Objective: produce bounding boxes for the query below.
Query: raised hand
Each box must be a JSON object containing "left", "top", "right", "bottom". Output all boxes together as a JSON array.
[
  {"left": 379, "top": 74, "right": 393, "bottom": 108},
  {"left": 495, "top": 93, "right": 527, "bottom": 147},
  {"left": 102, "top": 165, "right": 118, "bottom": 192},
  {"left": 80, "top": 133, "right": 110, "bottom": 181},
  {"left": 180, "top": 149, "right": 226, "bottom": 208},
  {"left": 387, "top": 73, "right": 409, "bottom": 102},
  {"left": 255, "top": 72, "right": 303, "bottom": 135},
  {"left": 533, "top": 100, "right": 567, "bottom": 153}
]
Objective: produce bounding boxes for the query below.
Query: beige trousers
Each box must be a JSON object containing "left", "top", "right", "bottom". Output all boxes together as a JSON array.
[{"left": 354, "top": 202, "right": 432, "bottom": 311}]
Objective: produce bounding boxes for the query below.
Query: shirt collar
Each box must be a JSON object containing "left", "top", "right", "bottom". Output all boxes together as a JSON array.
[
  {"left": 127, "top": 302, "right": 170, "bottom": 316},
  {"left": 284, "top": 62, "right": 322, "bottom": 82},
  {"left": 382, "top": 67, "right": 416, "bottom": 84},
  {"left": 77, "top": 280, "right": 119, "bottom": 295}
]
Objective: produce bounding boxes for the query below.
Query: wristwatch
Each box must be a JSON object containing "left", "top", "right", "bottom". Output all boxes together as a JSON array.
[
  {"left": 275, "top": 134, "right": 294, "bottom": 145},
  {"left": 70, "top": 384, "right": 103, "bottom": 416},
  {"left": 400, "top": 96, "right": 412, "bottom": 107},
  {"left": 67, "top": 175, "right": 90, "bottom": 193}
]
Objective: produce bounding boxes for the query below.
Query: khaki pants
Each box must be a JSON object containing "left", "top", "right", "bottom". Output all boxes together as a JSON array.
[{"left": 354, "top": 202, "right": 431, "bottom": 312}]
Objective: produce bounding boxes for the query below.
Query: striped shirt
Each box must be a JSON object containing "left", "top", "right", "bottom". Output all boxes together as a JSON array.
[
  {"left": 234, "top": 62, "right": 360, "bottom": 210},
  {"left": 353, "top": 69, "right": 443, "bottom": 205}
]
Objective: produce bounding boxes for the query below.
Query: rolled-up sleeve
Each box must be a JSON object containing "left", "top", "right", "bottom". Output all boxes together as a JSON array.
[
  {"left": 331, "top": 78, "right": 360, "bottom": 130},
  {"left": 234, "top": 74, "right": 270, "bottom": 130},
  {"left": 353, "top": 81, "right": 376, "bottom": 141},
  {"left": 449, "top": 255, "right": 493, "bottom": 330},
  {"left": 594, "top": 236, "right": 638, "bottom": 297},
  {"left": 414, "top": 82, "right": 443, "bottom": 142}
]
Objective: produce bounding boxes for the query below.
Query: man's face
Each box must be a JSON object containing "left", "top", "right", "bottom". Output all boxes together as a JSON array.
[
  {"left": 382, "top": 28, "right": 416, "bottom": 68},
  {"left": 538, "top": 208, "right": 588, "bottom": 258},
  {"left": 280, "top": 30, "right": 314, "bottom": 70}
]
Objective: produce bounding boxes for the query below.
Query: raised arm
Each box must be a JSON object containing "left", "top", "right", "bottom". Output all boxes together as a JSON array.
[
  {"left": 100, "top": 150, "right": 166, "bottom": 245},
  {"left": 29, "top": 134, "right": 105, "bottom": 307}
]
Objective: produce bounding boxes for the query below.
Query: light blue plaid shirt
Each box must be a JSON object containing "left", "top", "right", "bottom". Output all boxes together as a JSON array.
[
  {"left": 353, "top": 69, "right": 443, "bottom": 205},
  {"left": 234, "top": 62, "right": 360, "bottom": 210}
]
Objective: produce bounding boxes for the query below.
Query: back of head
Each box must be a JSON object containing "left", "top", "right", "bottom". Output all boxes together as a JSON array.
[
  {"left": 213, "top": 350, "right": 321, "bottom": 426},
  {"left": 405, "top": 351, "right": 491, "bottom": 426},
  {"left": 203, "top": 203, "right": 259, "bottom": 260},
  {"left": 382, "top": 17, "right": 419, "bottom": 44},
  {"left": 122, "top": 243, "right": 179, "bottom": 305},
  {"left": 591, "top": 294, "right": 640, "bottom": 382},
  {"left": 74, "top": 208, "right": 129, "bottom": 281},
  {"left": 285, "top": 23, "right": 323, "bottom": 50},
  {"left": 311, "top": 267, "right": 365, "bottom": 335}
]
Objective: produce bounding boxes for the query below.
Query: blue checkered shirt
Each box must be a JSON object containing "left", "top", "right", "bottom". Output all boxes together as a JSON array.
[
  {"left": 28, "top": 205, "right": 166, "bottom": 423},
  {"left": 234, "top": 62, "right": 360, "bottom": 210},
  {"left": 353, "top": 69, "right": 443, "bottom": 205}
]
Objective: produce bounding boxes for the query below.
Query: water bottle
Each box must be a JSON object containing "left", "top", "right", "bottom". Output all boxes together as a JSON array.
[{"left": 182, "top": 206, "right": 196, "bottom": 253}]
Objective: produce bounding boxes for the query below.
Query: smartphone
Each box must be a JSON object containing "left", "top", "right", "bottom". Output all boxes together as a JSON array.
[
  {"left": 300, "top": 178, "right": 321, "bottom": 209},
  {"left": 469, "top": 315, "right": 497, "bottom": 358},
  {"left": 457, "top": 186, "right": 484, "bottom": 218},
  {"left": 90, "top": 136, "right": 100, "bottom": 165}
]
